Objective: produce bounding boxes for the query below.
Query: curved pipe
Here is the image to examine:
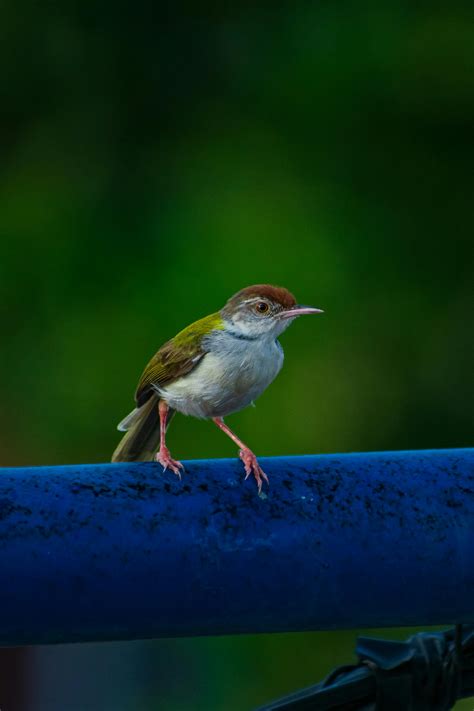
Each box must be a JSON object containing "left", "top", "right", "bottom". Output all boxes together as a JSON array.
[{"left": 0, "top": 448, "right": 473, "bottom": 645}]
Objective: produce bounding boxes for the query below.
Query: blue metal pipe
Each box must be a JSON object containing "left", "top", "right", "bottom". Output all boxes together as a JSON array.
[{"left": 0, "top": 449, "right": 473, "bottom": 646}]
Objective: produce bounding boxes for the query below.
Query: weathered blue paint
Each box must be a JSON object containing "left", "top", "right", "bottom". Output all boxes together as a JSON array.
[{"left": 0, "top": 449, "right": 473, "bottom": 646}]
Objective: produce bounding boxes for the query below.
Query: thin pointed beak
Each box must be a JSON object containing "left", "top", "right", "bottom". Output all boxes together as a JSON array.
[{"left": 278, "top": 305, "right": 324, "bottom": 320}]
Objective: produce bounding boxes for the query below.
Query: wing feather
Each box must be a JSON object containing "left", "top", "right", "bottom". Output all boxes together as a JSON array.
[{"left": 135, "top": 312, "right": 223, "bottom": 406}]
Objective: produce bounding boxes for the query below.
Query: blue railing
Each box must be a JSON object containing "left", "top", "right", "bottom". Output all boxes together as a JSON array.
[{"left": 0, "top": 448, "right": 473, "bottom": 646}]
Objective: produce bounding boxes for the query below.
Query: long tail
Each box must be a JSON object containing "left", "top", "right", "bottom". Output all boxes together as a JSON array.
[{"left": 111, "top": 394, "right": 174, "bottom": 462}]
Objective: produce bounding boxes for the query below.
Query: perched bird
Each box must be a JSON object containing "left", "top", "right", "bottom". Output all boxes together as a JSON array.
[{"left": 112, "top": 284, "right": 323, "bottom": 491}]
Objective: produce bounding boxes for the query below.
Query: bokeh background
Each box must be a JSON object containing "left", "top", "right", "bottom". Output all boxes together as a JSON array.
[{"left": 1, "top": 1, "right": 473, "bottom": 709}]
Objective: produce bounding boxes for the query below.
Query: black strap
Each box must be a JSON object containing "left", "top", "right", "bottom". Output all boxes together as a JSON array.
[{"left": 256, "top": 625, "right": 474, "bottom": 711}]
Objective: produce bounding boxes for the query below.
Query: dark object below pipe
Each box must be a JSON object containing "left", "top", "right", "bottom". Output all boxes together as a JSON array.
[{"left": 256, "top": 625, "right": 474, "bottom": 710}]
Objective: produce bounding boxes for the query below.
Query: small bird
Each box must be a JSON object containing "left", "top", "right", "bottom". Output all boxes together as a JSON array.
[{"left": 112, "top": 284, "right": 323, "bottom": 491}]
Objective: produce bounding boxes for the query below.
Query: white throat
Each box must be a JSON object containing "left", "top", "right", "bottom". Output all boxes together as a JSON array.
[{"left": 222, "top": 313, "right": 292, "bottom": 341}]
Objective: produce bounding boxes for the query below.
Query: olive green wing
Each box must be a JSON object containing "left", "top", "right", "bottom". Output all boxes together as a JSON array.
[
  {"left": 135, "top": 312, "right": 224, "bottom": 406},
  {"left": 135, "top": 341, "right": 204, "bottom": 407}
]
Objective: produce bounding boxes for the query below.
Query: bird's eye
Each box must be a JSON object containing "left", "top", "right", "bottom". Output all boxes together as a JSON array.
[{"left": 255, "top": 301, "right": 269, "bottom": 314}]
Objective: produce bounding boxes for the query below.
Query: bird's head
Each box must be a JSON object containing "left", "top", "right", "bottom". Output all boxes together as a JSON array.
[{"left": 221, "top": 284, "right": 323, "bottom": 339}]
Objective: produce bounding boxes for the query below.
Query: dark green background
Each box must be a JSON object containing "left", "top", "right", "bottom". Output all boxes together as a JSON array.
[{"left": 1, "top": 1, "right": 472, "bottom": 709}]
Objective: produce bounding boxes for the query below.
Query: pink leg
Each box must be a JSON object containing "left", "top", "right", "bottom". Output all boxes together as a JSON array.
[
  {"left": 155, "top": 401, "right": 184, "bottom": 478},
  {"left": 213, "top": 418, "right": 269, "bottom": 493}
]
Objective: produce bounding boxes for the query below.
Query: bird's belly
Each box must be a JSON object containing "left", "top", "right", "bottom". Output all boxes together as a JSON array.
[{"left": 157, "top": 345, "right": 283, "bottom": 419}]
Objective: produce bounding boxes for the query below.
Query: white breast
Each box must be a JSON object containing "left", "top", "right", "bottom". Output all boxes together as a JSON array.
[{"left": 156, "top": 332, "right": 284, "bottom": 419}]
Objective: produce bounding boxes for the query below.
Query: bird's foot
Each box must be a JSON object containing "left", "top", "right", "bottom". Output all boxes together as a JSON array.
[
  {"left": 239, "top": 448, "right": 269, "bottom": 493},
  {"left": 155, "top": 446, "right": 184, "bottom": 478}
]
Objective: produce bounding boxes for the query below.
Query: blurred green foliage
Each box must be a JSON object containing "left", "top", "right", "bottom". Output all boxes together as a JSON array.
[{"left": 1, "top": 0, "right": 473, "bottom": 709}]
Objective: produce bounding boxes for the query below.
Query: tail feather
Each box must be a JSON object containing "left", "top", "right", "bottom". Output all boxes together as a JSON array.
[
  {"left": 117, "top": 406, "right": 142, "bottom": 432},
  {"left": 112, "top": 395, "right": 174, "bottom": 462}
]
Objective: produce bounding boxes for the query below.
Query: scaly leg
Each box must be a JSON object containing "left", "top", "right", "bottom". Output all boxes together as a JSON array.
[
  {"left": 155, "top": 400, "right": 184, "bottom": 478},
  {"left": 213, "top": 418, "right": 269, "bottom": 493}
]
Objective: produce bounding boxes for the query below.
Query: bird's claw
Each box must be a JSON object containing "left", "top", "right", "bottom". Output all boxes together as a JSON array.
[
  {"left": 155, "top": 447, "right": 184, "bottom": 479},
  {"left": 239, "top": 448, "right": 269, "bottom": 493}
]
